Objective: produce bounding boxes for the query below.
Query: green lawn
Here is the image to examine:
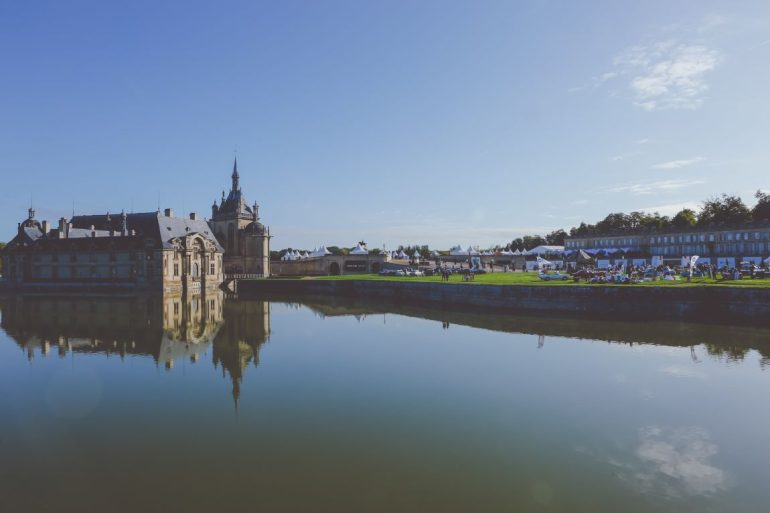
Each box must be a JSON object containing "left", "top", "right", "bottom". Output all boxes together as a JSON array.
[{"left": 292, "top": 272, "right": 770, "bottom": 288}]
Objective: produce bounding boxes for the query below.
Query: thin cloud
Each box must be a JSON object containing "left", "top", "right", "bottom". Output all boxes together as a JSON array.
[
  {"left": 612, "top": 41, "right": 720, "bottom": 110},
  {"left": 652, "top": 157, "right": 706, "bottom": 169},
  {"left": 604, "top": 179, "right": 705, "bottom": 195},
  {"left": 638, "top": 201, "right": 700, "bottom": 217}
]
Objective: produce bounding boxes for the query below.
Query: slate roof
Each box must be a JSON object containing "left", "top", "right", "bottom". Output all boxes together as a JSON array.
[{"left": 68, "top": 212, "right": 223, "bottom": 251}]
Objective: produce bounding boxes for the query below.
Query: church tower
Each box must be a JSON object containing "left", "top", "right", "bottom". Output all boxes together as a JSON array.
[{"left": 209, "top": 158, "right": 271, "bottom": 275}]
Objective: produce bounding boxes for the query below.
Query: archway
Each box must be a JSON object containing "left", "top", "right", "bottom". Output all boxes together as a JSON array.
[{"left": 329, "top": 262, "right": 340, "bottom": 276}]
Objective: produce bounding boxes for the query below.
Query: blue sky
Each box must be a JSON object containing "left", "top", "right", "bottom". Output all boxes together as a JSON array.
[{"left": 2, "top": 1, "right": 769, "bottom": 250}]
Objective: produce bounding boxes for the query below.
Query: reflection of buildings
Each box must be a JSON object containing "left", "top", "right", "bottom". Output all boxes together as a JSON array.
[
  {"left": 212, "top": 299, "right": 271, "bottom": 406},
  {"left": 1, "top": 293, "right": 271, "bottom": 404}
]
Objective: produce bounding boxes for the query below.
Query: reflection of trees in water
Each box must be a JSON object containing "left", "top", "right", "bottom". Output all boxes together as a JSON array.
[
  {"left": 0, "top": 294, "right": 271, "bottom": 406},
  {"left": 285, "top": 294, "right": 770, "bottom": 367},
  {"left": 703, "top": 344, "right": 751, "bottom": 363}
]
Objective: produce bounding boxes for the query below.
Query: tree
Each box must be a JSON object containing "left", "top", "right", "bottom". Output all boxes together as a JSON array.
[
  {"left": 752, "top": 190, "right": 770, "bottom": 221},
  {"left": 671, "top": 208, "right": 697, "bottom": 229},
  {"left": 0, "top": 242, "right": 4, "bottom": 273},
  {"left": 545, "top": 229, "right": 566, "bottom": 246},
  {"left": 327, "top": 246, "right": 347, "bottom": 256},
  {"left": 522, "top": 235, "right": 546, "bottom": 250},
  {"left": 510, "top": 238, "right": 524, "bottom": 251},
  {"left": 697, "top": 194, "right": 751, "bottom": 226}
]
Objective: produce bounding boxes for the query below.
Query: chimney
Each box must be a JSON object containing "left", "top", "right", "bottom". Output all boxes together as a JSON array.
[
  {"left": 164, "top": 208, "right": 173, "bottom": 218},
  {"left": 189, "top": 212, "right": 197, "bottom": 220},
  {"left": 41, "top": 220, "right": 49, "bottom": 235}
]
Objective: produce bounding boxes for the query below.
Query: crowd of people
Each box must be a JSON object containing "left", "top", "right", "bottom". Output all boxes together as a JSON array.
[{"left": 567, "top": 261, "right": 769, "bottom": 284}]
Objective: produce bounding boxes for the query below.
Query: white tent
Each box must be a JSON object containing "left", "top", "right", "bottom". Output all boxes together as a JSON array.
[
  {"left": 349, "top": 244, "right": 368, "bottom": 255},
  {"left": 466, "top": 246, "right": 479, "bottom": 255},
  {"left": 430, "top": 250, "right": 440, "bottom": 257},
  {"left": 525, "top": 245, "right": 564, "bottom": 256},
  {"left": 398, "top": 250, "right": 408, "bottom": 259},
  {"left": 449, "top": 245, "right": 465, "bottom": 256},
  {"left": 314, "top": 245, "right": 332, "bottom": 257}
]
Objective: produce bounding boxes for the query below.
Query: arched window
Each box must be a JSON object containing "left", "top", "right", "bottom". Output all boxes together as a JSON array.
[{"left": 192, "top": 262, "right": 199, "bottom": 278}]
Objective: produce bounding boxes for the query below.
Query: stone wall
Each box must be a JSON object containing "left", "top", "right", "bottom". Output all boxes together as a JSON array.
[{"left": 237, "top": 279, "right": 770, "bottom": 326}]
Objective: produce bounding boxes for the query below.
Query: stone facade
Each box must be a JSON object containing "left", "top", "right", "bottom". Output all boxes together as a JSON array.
[
  {"left": 209, "top": 158, "right": 271, "bottom": 276},
  {"left": 271, "top": 253, "right": 389, "bottom": 276},
  {"left": 564, "top": 222, "right": 770, "bottom": 267},
  {"left": 1, "top": 207, "right": 224, "bottom": 293}
]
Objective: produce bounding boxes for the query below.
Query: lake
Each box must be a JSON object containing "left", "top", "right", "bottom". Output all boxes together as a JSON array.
[{"left": 1, "top": 292, "right": 769, "bottom": 513}]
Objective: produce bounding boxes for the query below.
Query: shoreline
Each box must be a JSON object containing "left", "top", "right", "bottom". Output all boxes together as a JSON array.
[{"left": 237, "top": 278, "right": 770, "bottom": 326}]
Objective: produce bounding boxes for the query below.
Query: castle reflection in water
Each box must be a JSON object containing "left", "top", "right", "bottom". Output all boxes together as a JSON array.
[{"left": 0, "top": 292, "right": 270, "bottom": 405}]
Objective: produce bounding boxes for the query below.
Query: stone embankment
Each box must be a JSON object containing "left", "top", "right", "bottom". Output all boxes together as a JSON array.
[{"left": 238, "top": 279, "right": 770, "bottom": 325}]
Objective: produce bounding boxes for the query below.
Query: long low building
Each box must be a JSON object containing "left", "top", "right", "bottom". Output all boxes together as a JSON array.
[{"left": 564, "top": 221, "right": 770, "bottom": 268}]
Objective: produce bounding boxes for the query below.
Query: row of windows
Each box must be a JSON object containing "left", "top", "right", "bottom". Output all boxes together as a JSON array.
[
  {"left": 565, "top": 238, "right": 640, "bottom": 248},
  {"left": 567, "top": 230, "right": 770, "bottom": 248}
]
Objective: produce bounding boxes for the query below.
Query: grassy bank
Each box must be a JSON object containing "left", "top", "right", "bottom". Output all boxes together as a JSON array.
[{"left": 294, "top": 272, "right": 770, "bottom": 288}]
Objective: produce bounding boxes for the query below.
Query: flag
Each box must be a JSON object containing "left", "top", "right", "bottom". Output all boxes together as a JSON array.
[{"left": 690, "top": 255, "right": 699, "bottom": 272}]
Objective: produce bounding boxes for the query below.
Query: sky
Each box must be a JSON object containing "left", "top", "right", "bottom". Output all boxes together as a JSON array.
[{"left": 2, "top": 0, "right": 770, "bottom": 250}]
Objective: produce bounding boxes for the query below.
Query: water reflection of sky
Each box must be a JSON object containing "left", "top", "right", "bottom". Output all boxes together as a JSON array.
[{"left": 1, "top": 295, "right": 770, "bottom": 513}]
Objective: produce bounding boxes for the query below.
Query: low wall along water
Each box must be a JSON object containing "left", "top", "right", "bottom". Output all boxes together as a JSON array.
[{"left": 237, "top": 279, "right": 770, "bottom": 326}]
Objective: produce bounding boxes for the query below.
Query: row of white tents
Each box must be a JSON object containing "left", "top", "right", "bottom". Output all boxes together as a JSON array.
[
  {"left": 448, "top": 245, "right": 563, "bottom": 257},
  {"left": 280, "top": 243, "right": 372, "bottom": 261},
  {"left": 280, "top": 245, "right": 332, "bottom": 261},
  {"left": 281, "top": 244, "right": 565, "bottom": 261}
]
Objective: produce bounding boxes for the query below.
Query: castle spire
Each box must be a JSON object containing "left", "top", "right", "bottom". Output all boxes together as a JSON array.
[
  {"left": 121, "top": 210, "right": 128, "bottom": 236},
  {"left": 231, "top": 157, "right": 240, "bottom": 192}
]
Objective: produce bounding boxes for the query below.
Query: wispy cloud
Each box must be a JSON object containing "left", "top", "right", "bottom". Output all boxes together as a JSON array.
[
  {"left": 634, "top": 426, "right": 726, "bottom": 496},
  {"left": 661, "top": 365, "right": 706, "bottom": 379},
  {"left": 651, "top": 157, "right": 706, "bottom": 169},
  {"left": 636, "top": 138, "right": 652, "bottom": 145},
  {"left": 568, "top": 71, "right": 619, "bottom": 93},
  {"left": 604, "top": 179, "right": 705, "bottom": 195},
  {"left": 638, "top": 201, "right": 700, "bottom": 217},
  {"left": 610, "top": 150, "right": 642, "bottom": 162},
  {"left": 612, "top": 41, "right": 720, "bottom": 110}
]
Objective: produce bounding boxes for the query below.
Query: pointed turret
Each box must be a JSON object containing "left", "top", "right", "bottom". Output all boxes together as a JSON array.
[
  {"left": 121, "top": 210, "right": 128, "bottom": 236},
  {"left": 231, "top": 157, "right": 240, "bottom": 192}
]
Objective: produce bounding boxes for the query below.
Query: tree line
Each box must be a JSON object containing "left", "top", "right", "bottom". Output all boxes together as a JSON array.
[
  {"left": 509, "top": 192, "right": 770, "bottom": 251},
  {"left": 269, "top": 192, "right": 770, "bottom": 257}
]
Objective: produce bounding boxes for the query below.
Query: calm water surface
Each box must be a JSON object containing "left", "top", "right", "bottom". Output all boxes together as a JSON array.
[{"left": 1, "top": 293, "right": 769, "bottom": 513}]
